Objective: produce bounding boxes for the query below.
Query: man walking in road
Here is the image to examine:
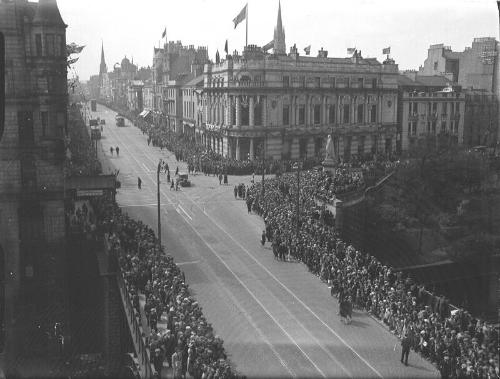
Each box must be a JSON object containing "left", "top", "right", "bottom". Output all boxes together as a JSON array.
[
  {"left": 137, "top": 177, "right": 142, "bottom": 190},
  {"left": 115, "top": 146, "right": 119, "bottom": 156},
  {"left": 401, "top": 333, "right": 411, "bottom": 366},
  {"left": 110, "top": 146, "right": 114, "bottom": 156},
  {"left": 234, "top": 185, "right": 238, "bottom": 199}
]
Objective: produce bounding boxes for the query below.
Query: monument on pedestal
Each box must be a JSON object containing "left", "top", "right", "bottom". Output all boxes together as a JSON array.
[{"left": 322, "top": 134, "right": 338, "bottom": 174}]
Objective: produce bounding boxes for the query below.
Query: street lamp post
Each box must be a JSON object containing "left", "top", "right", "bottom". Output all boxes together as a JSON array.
[{"left": 157, "top": 160, "right": 162, "bottom": 247}]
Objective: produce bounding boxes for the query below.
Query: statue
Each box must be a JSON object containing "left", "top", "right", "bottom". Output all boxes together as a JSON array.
[
  {"left": 322, "top": 134, "right": 337, "bottom": 173},
  {"left": 324, "top": 134, "right": 336, "bottom": 161}
]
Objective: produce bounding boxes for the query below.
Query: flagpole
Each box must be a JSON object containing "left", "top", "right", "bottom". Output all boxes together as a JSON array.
[{"left": 245, "top": 3, "right": 248, "bottom": 47}]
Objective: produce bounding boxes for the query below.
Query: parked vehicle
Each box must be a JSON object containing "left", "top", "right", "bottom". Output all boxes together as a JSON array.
[
  {"left": 116, "top": 116, "right": 125, "bottom": 127},
  {"left": 176, "top": 173, "right": 191, "bottom": 187}
]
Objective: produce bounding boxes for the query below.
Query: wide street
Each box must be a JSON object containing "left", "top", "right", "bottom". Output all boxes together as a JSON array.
[{"left": 91, "top": 103, "right": 439, "bottom": 378}]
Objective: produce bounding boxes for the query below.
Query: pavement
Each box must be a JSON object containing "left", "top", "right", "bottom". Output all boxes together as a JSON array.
[{"left": 88, "top": 103, "right": 439, "bottom": 379}]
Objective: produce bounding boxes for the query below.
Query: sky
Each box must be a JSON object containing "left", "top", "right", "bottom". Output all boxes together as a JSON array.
[{"left": 57, "top": 0, "right": 499, "bottom": 81}]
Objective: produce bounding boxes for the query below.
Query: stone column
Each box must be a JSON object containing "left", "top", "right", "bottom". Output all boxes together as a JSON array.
[
  {"left": 249, "top": 96, "right": 255, "bottom": 126},
  {"left": 322, "top": 96, "right": 328, "bottom": 124},
  {"left": 305, "top": 96, "right": 310, "bottom": 125},
  {"left": 235, "top": 137, "right": 241, "bottom": 160},
  {"left": 249, "top": 138, "right": 255, "bottom": 160},
  {"left": 204, "top": 96, "right": 209, "bottom": 125},
  {"left": 236, "top": 96, "right": 241, "bottom": 127},
  {"left": 378, "top": 96, "right": 383, "bottom": 123},
  {"left": 228, "top": 96, "right": 233, "bottom": 127},
  {"left": 262, "top": 96, "right": 267, "bottom": 127}
]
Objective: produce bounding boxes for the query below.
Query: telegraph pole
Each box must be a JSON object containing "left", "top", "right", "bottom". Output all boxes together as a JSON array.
[{"left": 157, "top": 161, "right": 161, "bottom": 246}]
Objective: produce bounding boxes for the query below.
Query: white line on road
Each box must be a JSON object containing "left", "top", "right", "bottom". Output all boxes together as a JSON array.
[{"left": 177, "top": 204, "right": 193, "bottom": 220}]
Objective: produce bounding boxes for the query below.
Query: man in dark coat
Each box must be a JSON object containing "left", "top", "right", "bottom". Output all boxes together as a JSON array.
[{"left": 401, "top": 333, "right": 411, "bottom": 366}]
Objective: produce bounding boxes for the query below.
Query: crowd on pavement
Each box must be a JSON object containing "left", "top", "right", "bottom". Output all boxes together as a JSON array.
[
  {"left": 66, "top": 103, "right": 102, "bottom": 177},
  {"left": 90, "top": 197, "right": 237, "bottom": 379},
  {"left": 246, "top": 169, "right": 499, "bottom": 379}
]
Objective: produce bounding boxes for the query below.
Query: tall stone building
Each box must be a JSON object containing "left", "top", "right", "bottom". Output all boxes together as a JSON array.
[
  {"left": 397, "top": 74, "right": 465, "bottom": 152},
  {"left": 199, "top": 3, "right": 399, "bottom": 162},
  {"left": 151, "top": 41, "right": 209, "bottom": 132},
  {"left": 419, "top": 38, "right": 500, "bottom": 148},
  {"left": 0, "top": 0, "right": 68, "bottom": 375}
]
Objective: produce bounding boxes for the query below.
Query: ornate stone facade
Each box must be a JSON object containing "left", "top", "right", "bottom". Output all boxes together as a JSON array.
[{"left": 200, "top": 46, "right": 399, "bottom": 162}]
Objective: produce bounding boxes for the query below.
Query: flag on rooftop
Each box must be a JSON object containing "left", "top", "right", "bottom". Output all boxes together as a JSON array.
[
  {"left": 233, "top": 4, "right": 247, "bottom": 29},
  {"left": 162, "top": 28, "right": 166, "bottom": 38},
  {"left": 224, "top": 39, "right": 228, "bottom": 54},
  {"left": 382, "top": 46, "right": 391, "bottom": 55},
  {"left": 347, "top": 47, "right": 356, "bottom": 55},
  {"left": 304, "top": 45, "right": 311, "bottom": 55}
]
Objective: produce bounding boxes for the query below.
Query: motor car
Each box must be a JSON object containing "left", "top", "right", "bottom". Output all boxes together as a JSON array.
[
  {"left": 116, "top": 116, "right": 125, "bottom": 127},
  {"left": 176, "top": 173, "right": 191, "bottom": 187}
]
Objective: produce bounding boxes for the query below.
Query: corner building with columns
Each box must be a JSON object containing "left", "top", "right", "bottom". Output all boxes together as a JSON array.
[{"left": 199, "top": 5, "right": 400, "bottom": 161}]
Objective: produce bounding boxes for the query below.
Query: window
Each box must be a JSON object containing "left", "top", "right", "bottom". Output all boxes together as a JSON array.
[
  {"left": 41, "top": 111, "right": 48, "bottom": 137},
  {"left": 432, "top": 102, "right": 437, "bottom": 113},
  {"left": 313, "top": 105, "right": 321, "bottom": 124},
  {"left": 358, "top": 136, "right": 365, "bottom": 156},
  {"left": 372, "top": 78, "right": 377, "bottom": 89},
  {"left": 328, "top": 105, "right": 335, "bottom": 124},
  {"left": 450, "top": 102, "right": 455, "bottom": 114},
  {"left": 283, "top": 105, "right": 290, "bottom": 125},
  {"left": 314, "top": 77, "right": 321, "bottom": 88},
  {"left": 358, "top": 78, "right": 364, "bottom": 88},
  {"left": 18, "top": 111, "right": 34, "bottom": 145},
  {"left": 298, "top": 106, "right": 305, "bottom": 125},
  {"left": 283, "top": 76, "right": 290, "bottom": 87},
  {"left": 427, "top": 121, "right": 431, "bottom": 133},
  {"left": 372, "top": 135, "right": 378, "bottom": 153},
  {"left": 35, "top": 34, "right": 42, "bottom": 57},
  {"left": 408, "top": 121, "right": 417, "bottom": 135},
  {"left": 330, "top": 77, "right": 336, "bottom": 88},
  {"left": 442, "top": 103, "right": 447, "bottom": 115},
  {"left": 370, "top": 105, "right": 377, "bottom": 123},
  {"left": 357, "top": 104, "right": 364, "bottom": 123},
  {"left": 299, "top": 138, "right": 308, "bottom": 158},
  {"left": 434, "top": 61, "right": 438, "bottom": 70},
  {"left": 55, "top": 35, "right": 63, "bottom": 56},
  {"left": 45, "top": 34, "right": 55, "bottom": 56},
  {"left": 346, "top": 77, "right": 350, "bottom": 88},
  {"left": 315, "top": 138, "right": 323, "bottom": 157},
  {"left": 343, "top": 104, "right": 350, "bottom": 123},
  {"left": 432, "top": 121, "right": 436, "bottom": 133},
  {"left": 300, "top": 76, "right": 305, "bottom": 88},
  {"left": 441, "top": 121, "right": 447, "bottom": 132},
  {"left": 344, "top": 136, "right": 352, "bottom": 160}
]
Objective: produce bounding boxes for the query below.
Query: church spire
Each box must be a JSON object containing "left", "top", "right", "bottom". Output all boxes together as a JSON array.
[
  {"left": 273, "top": 0, "right": 286, "bottom": 55},
  {"left": 99, "top": 41, "right": 107, "bottom": 76}
]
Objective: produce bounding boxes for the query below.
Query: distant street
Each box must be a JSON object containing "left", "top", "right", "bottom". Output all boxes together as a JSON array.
[{"left": 91, "top": 103, "right": 439, "bottom": 378}]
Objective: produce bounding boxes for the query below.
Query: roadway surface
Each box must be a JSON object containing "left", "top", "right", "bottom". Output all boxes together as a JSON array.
[{"left": 90, "top": 103, "right": 439, "bottom": 379}]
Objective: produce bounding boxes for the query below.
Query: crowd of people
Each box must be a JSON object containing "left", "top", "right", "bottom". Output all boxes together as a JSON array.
[
  {"left": 66, "top": 103, "right": 102, "bottom": 177},
  {"left": 90, "top": 197, "right": 237, "bottom": 379},
  {"left": 246, "top": 169, "right": 499, "bottom": 379}
]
